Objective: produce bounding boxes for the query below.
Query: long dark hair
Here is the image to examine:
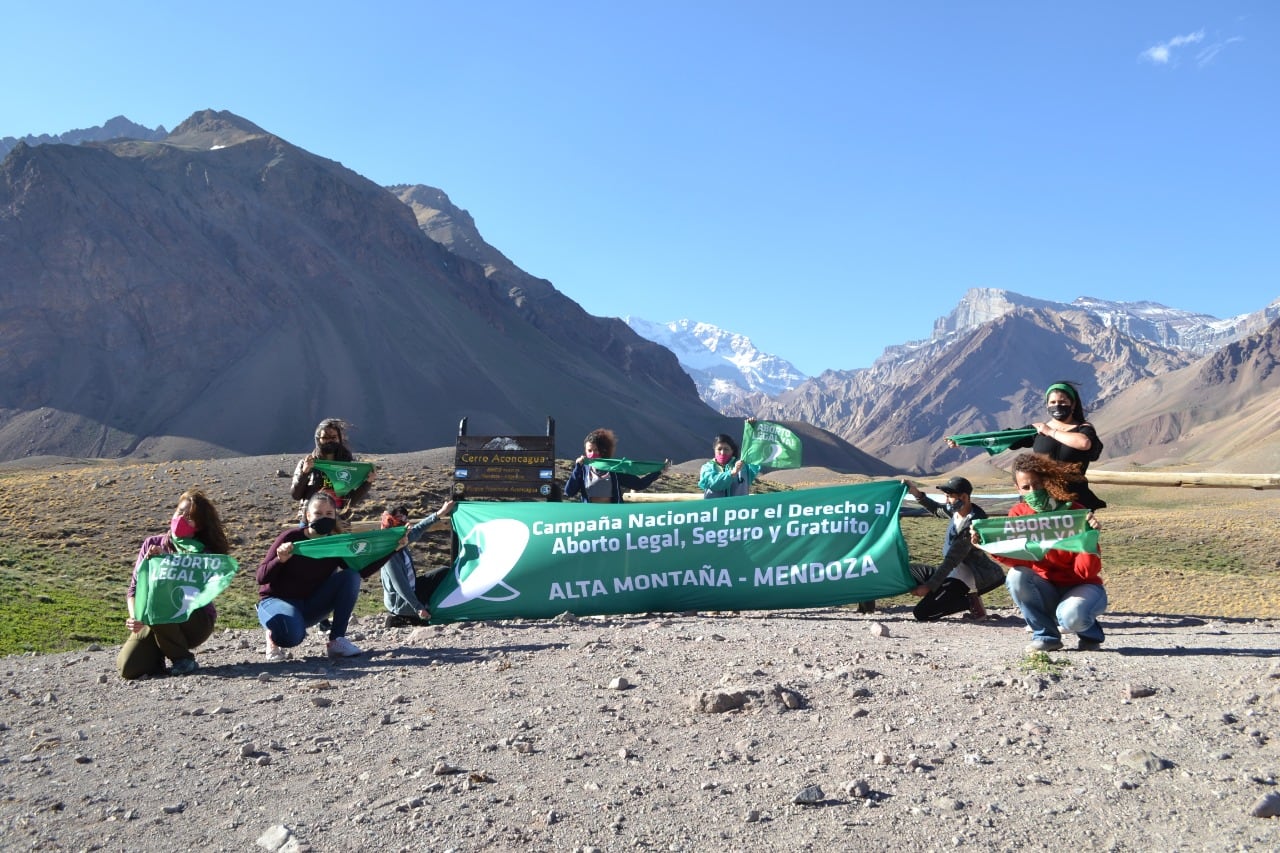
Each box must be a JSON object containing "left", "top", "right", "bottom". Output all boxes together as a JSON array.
[{"left": 178, "top": 488, "right": 231, "bottom": 554}]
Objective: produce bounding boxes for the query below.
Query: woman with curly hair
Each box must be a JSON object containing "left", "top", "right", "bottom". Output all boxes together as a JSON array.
[
  {"left": 994, "top": 453, "right": 1107, "bottom": 653},
  {"left": 562, "top": 427, "right": 668, "bottom": 504}
]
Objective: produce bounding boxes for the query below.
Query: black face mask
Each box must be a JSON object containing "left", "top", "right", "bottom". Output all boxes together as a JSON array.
[
  {"left": 318, "top": 441, "right": 342, "bottom": 456},
  {"left": 944, "top": 499, "right": 965, "bottom": 515},
  {"left": 308, "top": 516, "right": 337, "bottom": 535},
  {"left": 1047, "top": 405, "right": 1073, "bottom": 421}
]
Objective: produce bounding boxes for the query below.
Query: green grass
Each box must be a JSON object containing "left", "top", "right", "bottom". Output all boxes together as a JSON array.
[
  {"left": 1019, "top": 650, "right": 1072, "bottom": 676},
  {"left": 3, "top": 479, "right": 1277, "bottom": 655},
  {"left": 0, "top": 544, "right": 391, "bottom": 656}
]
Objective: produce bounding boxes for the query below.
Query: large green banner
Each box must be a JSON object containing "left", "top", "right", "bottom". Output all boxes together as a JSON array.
[{"left": 430, "top": 482, "right": 911, "bottom": 622}]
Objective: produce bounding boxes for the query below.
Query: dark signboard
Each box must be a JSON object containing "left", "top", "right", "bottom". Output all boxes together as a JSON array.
[{"left": 452, "top": 418, "right": 557, "bottom": 501}]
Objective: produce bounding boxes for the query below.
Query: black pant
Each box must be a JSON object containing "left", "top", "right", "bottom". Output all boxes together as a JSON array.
[
  {"left": 414, "top": 568, "right": 450, "bottom": 608},
  {"left": 913, "top": 578, "right": 974, "bottom": 622}
]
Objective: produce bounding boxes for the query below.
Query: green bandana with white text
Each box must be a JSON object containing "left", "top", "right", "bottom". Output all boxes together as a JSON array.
[
  {"left": 134, "top": 552, "right": 239, "bottom": 625},
  {"left": 972, "top": 509, "right": 1099, "bottom": 561},
  {"left": 740, "top": 420, "right": 803, "bottom": 469}
]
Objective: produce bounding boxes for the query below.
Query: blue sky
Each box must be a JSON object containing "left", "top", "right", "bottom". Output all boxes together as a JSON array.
[{"left": 3, "top": 2, "right": 1276, "bottom": 375}]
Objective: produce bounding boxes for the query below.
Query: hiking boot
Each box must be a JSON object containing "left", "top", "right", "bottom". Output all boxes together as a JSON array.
[
  {"left": 857, "top": 600, "right": 877, "bottom": 614},
  {"left": 1076, "top": 637, "right": 1104, "bottom": 651},
  {"left": 326, "top": 636, "right": 363, "bottom": 658},
  {"left": 1025, "top": 638, "right": 1064, "bottom": 653},
  {"left": 171, "top": 657, "right": 198, "bottom": 675}
]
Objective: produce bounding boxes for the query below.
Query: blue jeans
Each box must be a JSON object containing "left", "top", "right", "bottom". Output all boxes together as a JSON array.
[
  {"left": 1006, "top": 567, "right": 1107, "bottom": 644},
  {"left": 257, "top": 570, "right": 361, "bottom": 648}
]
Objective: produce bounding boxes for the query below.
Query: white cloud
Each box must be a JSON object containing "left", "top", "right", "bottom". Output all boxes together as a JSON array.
[
  {"left": 1140, "top": 29, "right": 1206, "bottom": 65},
  {"left": 1196, "top": 36, "right": 1244, "bottom": 68}
]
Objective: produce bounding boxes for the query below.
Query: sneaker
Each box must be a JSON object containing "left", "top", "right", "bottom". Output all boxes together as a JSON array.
[
  {"left": 1025, "top": 638, "right": 1064, "bottom": 653},
  {"left": 318, "top": 618, "right": 332, "bottom": 633},
  {"left": 1077, "top": 637, "right": 1104, "bottom": 651},
  {"left": 326, "top": 636, "right": 363, "bottom": 658},
  {"left": 170, "top": 657, "right": 198, "bottom": 675},
  {"left": 265, "top": 631, "right": 289, "bottom": 663}
]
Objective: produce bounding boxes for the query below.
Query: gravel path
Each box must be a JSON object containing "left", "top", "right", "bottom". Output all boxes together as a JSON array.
[{"left": 4, "top": 607, "right": 1280, "bottom": 851}]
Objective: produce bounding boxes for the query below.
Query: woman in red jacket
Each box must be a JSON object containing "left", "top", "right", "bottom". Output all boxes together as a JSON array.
[{"left": 995, "top": 453, "right": 1107, "bottom": 653}]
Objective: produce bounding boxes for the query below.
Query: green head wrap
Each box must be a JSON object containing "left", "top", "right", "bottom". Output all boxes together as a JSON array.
[{"left": 1044, "top": 383, "right": 1078, "bottom": 403}]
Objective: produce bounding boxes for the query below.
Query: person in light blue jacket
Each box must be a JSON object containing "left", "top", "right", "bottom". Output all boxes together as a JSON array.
[
  {"left": 378, "top": 499, "right": 456, "bottom": 627},
  {"left": 698, "top": 431, "right": 760, "bottom": 498}
]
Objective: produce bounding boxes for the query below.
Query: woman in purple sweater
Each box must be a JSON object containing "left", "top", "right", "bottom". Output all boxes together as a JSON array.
[
  {"left": 117, "top": 489, "right": 230, "bottom": 679},
  {"left": 257, "top": 492, "right": 372, "bottom": 662}
]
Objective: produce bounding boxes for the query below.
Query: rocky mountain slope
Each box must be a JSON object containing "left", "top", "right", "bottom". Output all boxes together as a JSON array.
[
  {"left": 0, "top": 115, "right": 166, "bottom": 160},
  {"left": 629, "top": 287, "right": 1280, "bottom": 474},
  {"left": 0, "top": 111, "right": 737, "bottom": 463},
  {"left": 759, "top": 306, "right": 1200, "bottom": 473}
]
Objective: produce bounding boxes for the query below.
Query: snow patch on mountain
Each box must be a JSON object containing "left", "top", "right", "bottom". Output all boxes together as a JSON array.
[{"left": 625, "top": 318, "right": 807, "bottom": 413}]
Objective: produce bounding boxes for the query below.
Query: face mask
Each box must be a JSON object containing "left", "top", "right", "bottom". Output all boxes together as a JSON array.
[
  {"left": 170, "top": 515, "right": 197, "bottom": 539},
  {"left": 714, "top": 452, "right": 731, "bottom": 465},
  {"left": 308, "top": 516, "right": 337, "bottom": 535},
  {"left": 585, "top": 450, "right": 600, "bottom": 460},
  {"left": 1047, "top": 405, "right": 1073, "bottom": 421},
  {"left": 944, "top": 499, "right": 964, "bottom": 515},
  {"left": 318, "top": 441, "right": 342, "bottom": 456},
  {"left": 1023, "top": 489, "right": 1054, "bottom": 513}
]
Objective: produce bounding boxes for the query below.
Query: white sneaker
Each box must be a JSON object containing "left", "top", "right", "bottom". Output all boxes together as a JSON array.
[
  {"left": 326, "top": 636, "right": 362, "bottom": 658},
  {"left": 265, "top": 631, "right": 288, "bottom": 663}
]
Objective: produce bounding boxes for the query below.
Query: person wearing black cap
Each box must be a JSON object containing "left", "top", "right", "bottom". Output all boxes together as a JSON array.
[{"left": 901, "top": 475, "right": 1006, "bottom": 621}]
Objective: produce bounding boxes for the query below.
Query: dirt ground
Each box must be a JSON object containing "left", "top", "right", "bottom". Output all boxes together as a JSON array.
[{"left": 2, "top": 452, "right": 1280, "bottom": 850}]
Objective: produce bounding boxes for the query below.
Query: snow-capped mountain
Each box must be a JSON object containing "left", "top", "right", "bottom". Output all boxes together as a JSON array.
[
  {"left": 625, "top": 318, "right": 808, "bottom": 415},
  {"left": 871, "top": 288, "right": 1279, "bottom": 372}
]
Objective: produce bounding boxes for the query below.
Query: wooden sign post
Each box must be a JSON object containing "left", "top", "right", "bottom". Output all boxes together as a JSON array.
[{"left": 452, "top": 417, "right": 558, "bottom": 501}]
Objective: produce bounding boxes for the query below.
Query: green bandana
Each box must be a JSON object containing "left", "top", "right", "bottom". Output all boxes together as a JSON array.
[
  {"left": 1044, "top": 383, "right": 1078, "bottom": 402},
  {"left": 740, "top": 420, "right": 803, "bottom": 469},
  {"left": 947, "top": 427, "right": 1038, "bottom": 456},
  {"left": 972, "top": 508, "right": 1099, "bottom": 560},
  {"left": 586, "top": 458, "right": 667, "bottom": 476},
  {"left": 135, "top": 551, "right": 239, "bottom": 625},
  {"left": 1022, "top": 489, "right": 1059, "bottom": 513},
  {"left": 291, "top": 526, "right": 407, "bottom": 571},
  {"left": 310, "top": 460, "right": 374, "bottom": 497},
  {"left": 169, "top": 536, "right": 205, "bottom": 554}
]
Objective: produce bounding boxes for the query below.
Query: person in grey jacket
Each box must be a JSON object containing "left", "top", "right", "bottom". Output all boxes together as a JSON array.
[
  {"left": 378, "top": 500, "right": 456, "bottom": 627},
  {"left": 902, "top": 476, "right": 1006, "bottom": 621}
]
